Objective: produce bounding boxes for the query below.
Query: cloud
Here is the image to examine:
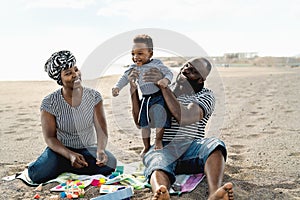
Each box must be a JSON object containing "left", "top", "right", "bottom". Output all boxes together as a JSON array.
[
  {"left": 24, "top": 0, "right": 95, "bottom": 9},
  {"left": 96, "top": 0, "right": 222, "bottom": 21},
  {"left": 96, "top": 0, "right": 300, "bottom": 24}
]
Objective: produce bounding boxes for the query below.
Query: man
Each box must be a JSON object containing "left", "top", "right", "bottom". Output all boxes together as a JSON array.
[{"left": 129, "top": 57, "right": 233, "bottom": 200}]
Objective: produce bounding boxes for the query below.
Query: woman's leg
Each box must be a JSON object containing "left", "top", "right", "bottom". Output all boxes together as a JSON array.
[
  {"left": 28, "top": 147, "right": 69, "bottom": 183},
  {"left": 70, "top": 147, "right": 116, "bottom": 176}
]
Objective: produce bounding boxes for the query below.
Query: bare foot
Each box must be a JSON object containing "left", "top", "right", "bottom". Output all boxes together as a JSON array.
[
  {"left": 140, "top": 147, "right": 150, "bottom": 158},
  {"left": 154, "top": 140, "right": 163, "bottom": 150},
  {"left": 152, "top": 185, "right": 170, "bottom": 200},
  {"left": 208, "top": 182, "right": 234, "bottom": 200}
]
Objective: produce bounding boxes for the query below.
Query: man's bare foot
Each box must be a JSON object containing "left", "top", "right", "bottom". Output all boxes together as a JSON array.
[
  {"left": 140, "top": 147, "right": 150, "bottom": 158},
  {"left": 208, "top": 182, "right": 234, "bottom": 200},
  {"left": 152, "top": 185, "right": 170, "bottom": 200}
]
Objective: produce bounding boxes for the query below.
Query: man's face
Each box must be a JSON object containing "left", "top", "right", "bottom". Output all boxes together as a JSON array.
[
  {"left": 179, "top": 60, "right": 205, "bottom": 83},
  {"left": 131, "top": 43, "right": 153, "bottom": 66}
]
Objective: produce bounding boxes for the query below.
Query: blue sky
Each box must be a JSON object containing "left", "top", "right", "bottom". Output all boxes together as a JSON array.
[{"left": 1, "top": 0, "right": 299, "bottom": 81}]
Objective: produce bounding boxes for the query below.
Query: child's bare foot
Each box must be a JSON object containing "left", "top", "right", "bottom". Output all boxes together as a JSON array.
[
  {"left": 152, "top": 185, "right": 170, "bottom": 200},
  {"left": 154, "top": 140, "right": 163, "bottom": 150},
  {"left": 208, "top": 182, "right": 234, "bottom": 200},
  {"left": 140, "top": 147, "right": 150, "bottom": 158}
]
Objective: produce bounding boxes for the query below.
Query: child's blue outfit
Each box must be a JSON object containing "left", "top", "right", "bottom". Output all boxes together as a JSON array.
[{"left": 114, "top": 59, "right": 173, "bottom": 128}]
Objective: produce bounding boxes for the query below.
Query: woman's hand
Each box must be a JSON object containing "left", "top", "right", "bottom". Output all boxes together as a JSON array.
[
  {"left": 143, "top": 68, "right": 163, "bottom": 84},
  {"left": 96, "top": 150, "right": 108, "bottom": 167},
  {"left": 69, "top": 152, "right": 88, "bottom": 168}
]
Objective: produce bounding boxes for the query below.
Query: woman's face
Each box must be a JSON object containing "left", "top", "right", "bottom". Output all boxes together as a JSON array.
[
  {"left": 131, "top": 43, "right": 153, "bottom": 66},
  {"left": 60, "top": 66, "right": 82, "bottom": 89}
]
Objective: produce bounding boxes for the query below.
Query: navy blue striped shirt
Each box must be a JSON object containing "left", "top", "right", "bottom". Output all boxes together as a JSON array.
[
  {"left": 40, "top": 87, "right": 102, "bottom": 148},
  {"left": 163, "top": 88, "right": 215, "bottom": 141}
]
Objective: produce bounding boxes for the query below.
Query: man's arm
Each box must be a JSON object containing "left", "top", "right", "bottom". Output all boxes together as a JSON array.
[
  {"left": 160, "top": 87, "right": 204, "bottom": 125},
  {"left": 129, "top": 69, "right": 141, "bottom": 127}
]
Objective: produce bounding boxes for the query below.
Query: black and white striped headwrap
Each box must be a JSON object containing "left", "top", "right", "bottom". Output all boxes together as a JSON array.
[{"left": 44, "top": 50, "right": 76, "bottom": 85}]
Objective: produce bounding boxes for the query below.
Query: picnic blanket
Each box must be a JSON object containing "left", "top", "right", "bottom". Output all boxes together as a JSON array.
[{"left": 2, "top": 161, "right": 205, "bottom": 195}]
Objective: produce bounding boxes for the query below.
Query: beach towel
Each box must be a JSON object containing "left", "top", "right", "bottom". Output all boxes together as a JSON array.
[
  {"left": 2, "top": 161, "right": 205, "bottom": 196},
  {"left": 1, "top": 169, "right": 107, "bottom": 187},
  {"left": 170, "top": 173, "right": 205, "bottom": 195}
]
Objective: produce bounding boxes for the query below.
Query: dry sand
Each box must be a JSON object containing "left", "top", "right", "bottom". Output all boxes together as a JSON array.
[{"left": 0, "top": 66, "right": 299, "bottom": 199}]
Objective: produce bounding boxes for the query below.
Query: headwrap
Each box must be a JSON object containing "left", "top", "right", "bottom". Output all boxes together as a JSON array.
[{"left": 44, "top": 50, "right": 76, "bottom": 85}]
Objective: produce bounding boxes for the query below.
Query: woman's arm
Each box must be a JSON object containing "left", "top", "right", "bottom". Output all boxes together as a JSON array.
[
  {"left": 41, "top": 110, "right": 88, "bottom": 168},
  {"left": 94, "top": 101, "right": 108, "bottom": 166}
]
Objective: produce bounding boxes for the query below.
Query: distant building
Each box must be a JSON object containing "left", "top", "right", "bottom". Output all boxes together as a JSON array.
[{"left": 224, "top": 52, "right": 258, "bottom": 59}]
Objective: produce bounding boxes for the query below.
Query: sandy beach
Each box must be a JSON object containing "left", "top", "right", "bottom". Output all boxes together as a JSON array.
[{"left": 0, "top": 66, "right": 299, "bottom": 199}]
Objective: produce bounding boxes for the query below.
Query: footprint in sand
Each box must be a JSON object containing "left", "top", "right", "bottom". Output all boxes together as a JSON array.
[
  {"left": 15, "top": 137, "right": 31, "bottom": 141},
  {"left": 231, "top": 144, "right": 245, "bottom": 149},
  {"left": 245, "top": 124, "right": 256, "bottom": 128},
  {"left": 229, "top": 144, "right": 249, "bottom": 155},
  {"left": 4, "top": 130, "right": 15, "bottom": 135},
  {"left": 247, "top": 134, "right": 260, "bottom": 138},
  {"left": 288, "top": 152, "right": 300, "bottom": 157},
  {"left": 284, "top": 110, "right": 294, "bottom": 113},
  {"left": 262, "top": 131, "right": 276, "bottom": 135},
  {"left": 230, "top": 154, "right": 243, "bottom": 161},
  {"left": 129, "top": 146, "right": 144, "bottom": 154}
]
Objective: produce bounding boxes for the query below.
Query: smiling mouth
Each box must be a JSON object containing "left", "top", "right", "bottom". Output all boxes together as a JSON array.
[{"left": 73, "top": 78, "right": 81, "bottom": 84}]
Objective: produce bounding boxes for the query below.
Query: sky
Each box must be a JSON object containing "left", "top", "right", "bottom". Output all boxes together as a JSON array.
[{"left": 0, "top": 0, "right": 299, "bottom": 81}]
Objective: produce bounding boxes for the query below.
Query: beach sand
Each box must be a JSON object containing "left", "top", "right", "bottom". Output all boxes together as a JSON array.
[{"left": 0, "top": 66, "right": 299, "bottom": 199}]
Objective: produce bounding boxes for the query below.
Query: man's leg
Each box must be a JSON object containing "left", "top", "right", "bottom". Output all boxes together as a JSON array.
[
  {"left": 150, "top": 170, "right": 171, "bottom": 200},
  {"left": 205, "top": 148, "right": 234, "bottom": 200}
]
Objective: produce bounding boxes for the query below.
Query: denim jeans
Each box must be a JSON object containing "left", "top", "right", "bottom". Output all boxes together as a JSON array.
[
  {"left": 143, "top": 137, "right": 227, "bottom": 184},
  {"left": 28, "top": 146, "right": 116, "bottom": 183}
]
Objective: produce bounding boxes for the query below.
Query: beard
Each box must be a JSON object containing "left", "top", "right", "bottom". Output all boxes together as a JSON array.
[{"left": 172, "top": 73, "right": 204, "bottom": 96}]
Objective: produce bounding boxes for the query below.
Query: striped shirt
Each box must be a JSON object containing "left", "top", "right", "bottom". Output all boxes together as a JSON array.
[
  {"left": 114, "top": 59, "right": 173, "bottom": 95},
  {"left": 40, "top": 87, "right": 102, "bottom": 149},
  {"left": 163, "top": 88, "right": 215, "bottom": 141}
]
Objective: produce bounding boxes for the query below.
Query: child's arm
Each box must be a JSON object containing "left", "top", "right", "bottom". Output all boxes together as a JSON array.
[{"left": 111, "top": 66, "right": 134, "bottom": 97}]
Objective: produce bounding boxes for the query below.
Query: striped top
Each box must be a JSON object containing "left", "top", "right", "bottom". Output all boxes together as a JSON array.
[
  {"left": 163, "top": 88, "right": 215, "bottom": 141},
  {"left": 40, "top": 87, "right": 102, "bottom": 149},
  {"left": 114, "top": 59, "right": 173, "bottom": 95}
]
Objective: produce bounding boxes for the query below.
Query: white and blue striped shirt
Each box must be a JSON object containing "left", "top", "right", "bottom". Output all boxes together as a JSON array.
[
  {"left": 41, "top": 87, "right": 102, "bottom": 149},
  {"left": 163, "top": 88, "right": 215, "bottom": 141}
]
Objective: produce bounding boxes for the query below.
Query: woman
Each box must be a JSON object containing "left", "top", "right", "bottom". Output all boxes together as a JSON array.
[{"left": 28, "top": 50, "right": 116, "bottom": 183}]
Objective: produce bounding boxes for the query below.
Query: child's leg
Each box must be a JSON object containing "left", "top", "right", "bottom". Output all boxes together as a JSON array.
[
  {"left": 154, "top": 128, "right": 164, "bottom": 150},
  {"left": 140, "top": 128, "right": 151, "bottom": 157}
]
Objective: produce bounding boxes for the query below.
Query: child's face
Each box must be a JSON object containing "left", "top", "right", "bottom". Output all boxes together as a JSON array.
[{"left": 131, "top": 43, "right": 153, "bottom": 66}]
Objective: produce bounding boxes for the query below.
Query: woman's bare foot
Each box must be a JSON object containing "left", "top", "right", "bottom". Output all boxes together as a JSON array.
[
  {"left": 152, "top": 185, "right": 170, "bottom": 200},
  {"left": 208, "top": 182, "right": 234, "bottom": 200},
  {"left": 140, "top": 147, "right": 150, "bottom": 158}
]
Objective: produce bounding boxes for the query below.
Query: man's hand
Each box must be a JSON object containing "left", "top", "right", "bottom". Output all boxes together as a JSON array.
[
  {"left": 128, "top": 68, "right": 139, "bottom": 90},
  {"left": 96, "top": 150, "right": 108, "bottom": 167},
  {"left": 157, "top": 78, "right": 169, "bottom": 88},
  {"left": 143, "top": 68, "right": 163, "bottom": 83},
  {"left": 69, "top": 152, "right": 88, "bottom": 168}
]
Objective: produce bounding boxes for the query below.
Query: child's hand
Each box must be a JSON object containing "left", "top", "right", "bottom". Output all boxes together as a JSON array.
[
  {"left": 157, "top": 78, "right": 169, "bottom": 88},
  {"left": 112, "top": 87, "right": 120, "bottom": 97}
]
